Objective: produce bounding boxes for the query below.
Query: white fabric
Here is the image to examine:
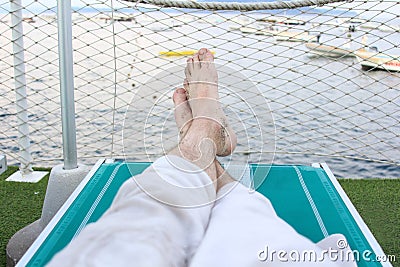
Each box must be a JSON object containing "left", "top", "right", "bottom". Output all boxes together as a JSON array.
[
  {"left": 190, "top": 183, "right": 357, "bottom": 267},
  {"left": 47, "top": 156, "right": 216, "bottom": 267},
  {"left": 47, "top": 156, "right": 357, "bottom": 267},
  {"left": 316, "top": 234, "right": 357, "bottom": 267}
]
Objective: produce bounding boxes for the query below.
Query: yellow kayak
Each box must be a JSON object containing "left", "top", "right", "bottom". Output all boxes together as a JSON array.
[{"left": 159, "top": 50, "right": 216, "bottom": 56}]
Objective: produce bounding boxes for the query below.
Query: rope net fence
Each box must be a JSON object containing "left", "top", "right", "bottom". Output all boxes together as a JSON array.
[{"left": 0, "top": 0, "right": 399, "bottom": 178}]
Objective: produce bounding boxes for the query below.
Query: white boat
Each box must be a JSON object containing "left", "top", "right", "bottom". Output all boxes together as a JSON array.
[
  {"left": 40, "top": 14, "right": 56, "bottom": 23},
  {"left": 238, "top": 26, "right": 317, "bottom": 42},
  {"left": 305, "top": 43, "right": 355, "bottom": 58},
  {"left": 377, "top": 24, "right": 400, "bottom": 32},
  {"left": 231, "top": 16, "right": 255, "bottom": 26},
  {"left": 274, "top": 31, "right": 317, "bottom": 42},
  {"left": 22, "top": 17, "right": 35, "bottom": 23},
  {"left": 237, "top": 26, "right": 275, "bottom": 36},
  {"left": 257, "top": 16, "right": 306, "bottom": 26},
  {"left": 354, "top": 50, "right": 400, "bottom": 72},
  {"left": 360, "top": 21, "right": 380, "bottom": 30},
  {"left": 360, "top": 22, "right": 400, "bottom": 32},
  {"left": 336, "top": 17, "right": 366, "bottom": 25}
]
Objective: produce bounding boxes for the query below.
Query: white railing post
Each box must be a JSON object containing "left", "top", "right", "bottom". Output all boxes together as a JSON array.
[
  {"left": 39, "top": 0, "right": 89, "bottom": 229},
  {"left": 7, "top": 0, "right": 48, "bottom": 182},
  {"left": 10, "top": 0, "right": 33, "bottom": 175},
  {"left": 57, "top": 0, "right": 78, "bottom": 170}
]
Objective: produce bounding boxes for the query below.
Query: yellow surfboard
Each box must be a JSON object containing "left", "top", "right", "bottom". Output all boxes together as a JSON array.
[{"left": 159, "top": 50, "right": 216, "bottom": 56}]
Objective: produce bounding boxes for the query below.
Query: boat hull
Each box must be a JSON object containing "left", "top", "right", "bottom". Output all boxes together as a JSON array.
[
  {"left": 238, "top": 27, "right": 317, "bottom": 42},
  {"left": 274, "top": 32, "right": 317, "bottom": 42},
  {"left": 355, "top": 51, "right": 400, "bottom": 72},
  {"left": 305, "top": 43, "right": 355, "bottom": 58}
]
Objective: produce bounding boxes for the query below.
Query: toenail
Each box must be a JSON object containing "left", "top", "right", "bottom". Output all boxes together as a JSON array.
[{"left": 176, "top": 88, "right": 185, "bottom": 94}]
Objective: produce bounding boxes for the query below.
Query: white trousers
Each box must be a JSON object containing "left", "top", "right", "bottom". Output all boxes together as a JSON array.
[{"left": 47, "top": 156, "right": 356, "bottom": 267}]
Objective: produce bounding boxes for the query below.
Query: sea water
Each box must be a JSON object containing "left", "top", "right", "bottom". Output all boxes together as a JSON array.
[{"left": 0, "top": 9, "right": 399, "bottom": 178}]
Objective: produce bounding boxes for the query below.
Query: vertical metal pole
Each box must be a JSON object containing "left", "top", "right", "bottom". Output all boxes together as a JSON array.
[
  {"left": 57, "top": 0, "right": 78, "bottom": 170},
  {"left": 10, "top": 0, "right": 33, "bottom": 175}
]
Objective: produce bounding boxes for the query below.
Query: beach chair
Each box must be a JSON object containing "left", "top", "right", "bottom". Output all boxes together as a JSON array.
[{"left": 17, "top": 160, "right": 391, "bottom": 267}]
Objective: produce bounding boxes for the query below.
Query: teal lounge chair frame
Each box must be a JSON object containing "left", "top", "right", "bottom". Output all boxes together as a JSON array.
[{"left": 17, "top": 160, "right": 392, "bottom": 267}]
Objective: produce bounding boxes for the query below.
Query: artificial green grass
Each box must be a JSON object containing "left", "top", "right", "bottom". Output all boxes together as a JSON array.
[
  {"left": 0, "top": 166, "right": 50, "bottom": 267},
  {"left": 339, "top": 179, "right": 400, "bottom": 266},
  {"left": 0, "top": 167, "right": 399, "bottom": 267}
]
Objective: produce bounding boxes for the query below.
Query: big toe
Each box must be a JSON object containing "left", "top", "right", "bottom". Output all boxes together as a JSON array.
[
  {"left": 198, "top": 48, "right": 214, "bottom": 62},
  {"left": 173, "top": 88, "right": 188, "bottom": 106},
  {"left": 173, "top": 88, "right": 193, "bottom": 136}
]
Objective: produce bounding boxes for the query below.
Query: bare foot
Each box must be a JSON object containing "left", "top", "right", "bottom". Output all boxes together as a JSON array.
[
  {"left": 172, "top": 87, "right": 235, "bottom": 190},
  {"left": 184, "top": 48, "right": 237, "bottom": 156}
]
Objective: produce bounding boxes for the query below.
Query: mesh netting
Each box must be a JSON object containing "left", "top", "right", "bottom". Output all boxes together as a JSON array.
[{"left": 0, "top": 0, "right": 399, "bottom": 177}]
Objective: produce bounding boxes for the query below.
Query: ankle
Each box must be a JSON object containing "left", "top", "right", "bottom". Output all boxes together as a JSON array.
[{"left": 190, "top": 118, "right": 221, "bottom": 134}]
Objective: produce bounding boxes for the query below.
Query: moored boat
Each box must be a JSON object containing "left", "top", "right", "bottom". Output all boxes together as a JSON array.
[
  {"left": 237, "top": 26, "right": 275, "bottom": 36},
  {"left": 305, "top": 43, "right": 355, "bottom": 57},
  {"left": 274, "top": 31, "right": 317, "bottom": 42},
  {"left": 257, "top": 16, "right": 306, "bottom": 25},
  {"left": 238, "top": 27, "right": 317, "bottom": 42},
  {"left": 360, "top": 22, "right": 400, "bottom": 32},
  {"left": 354, "top": 50, "right": 400, "bottom": 72}
]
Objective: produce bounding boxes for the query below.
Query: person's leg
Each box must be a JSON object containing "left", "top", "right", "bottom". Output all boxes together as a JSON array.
[
  {"left": 189, "top": 161, "right": 355, "bottom": 267},
  {"left": 173, "top": 88, "right": 235, "bottom": 191},
  {"left": 177, "top": 48, "right": 237, "bottom": 158},
  {"left": 168, "top": 48, "right": 236, "bottom": 183},
  {"left": 47, "top": 49, "right": 237, "bottom": 267},
  {"left": 173, "top": 76, "right": 353, "bottom": 266}
]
